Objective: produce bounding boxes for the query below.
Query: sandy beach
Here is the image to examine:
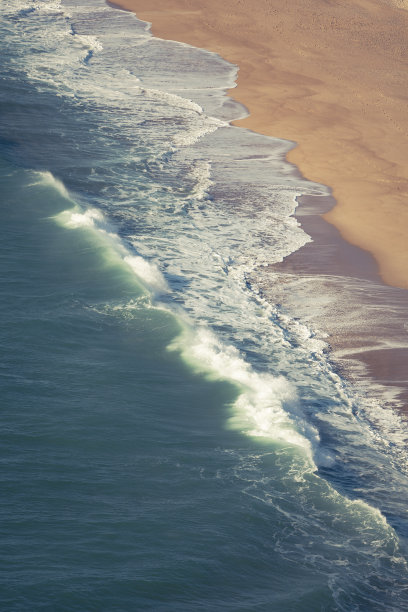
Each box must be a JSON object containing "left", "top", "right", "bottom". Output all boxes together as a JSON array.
[{"left": 114, "top": 0, "right": 408, "bottom": 289}]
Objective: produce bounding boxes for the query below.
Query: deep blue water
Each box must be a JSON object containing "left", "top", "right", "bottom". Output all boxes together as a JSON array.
[{"left": 1, "top": 1, "right": 408, "bottom": 609}]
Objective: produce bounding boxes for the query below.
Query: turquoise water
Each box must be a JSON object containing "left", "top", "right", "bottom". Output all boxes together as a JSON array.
[{"left": 1, "top": 1, "right": 408, "bottom": 609}]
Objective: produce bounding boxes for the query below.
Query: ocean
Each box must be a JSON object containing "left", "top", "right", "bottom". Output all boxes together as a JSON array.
[{"left": 1, "top": 0, "right": 408, "bottom": 609}]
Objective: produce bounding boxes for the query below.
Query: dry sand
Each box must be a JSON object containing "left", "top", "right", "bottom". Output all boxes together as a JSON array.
[{"left": 114, "top": 0, "right": 408, "bottom": 289}]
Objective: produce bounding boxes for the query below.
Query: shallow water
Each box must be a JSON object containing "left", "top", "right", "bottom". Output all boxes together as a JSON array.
[{"left": 1, "top": 1, "right": 408, "bottom": 609}]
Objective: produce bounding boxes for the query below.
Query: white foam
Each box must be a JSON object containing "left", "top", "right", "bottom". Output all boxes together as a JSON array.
[
  {"left": 188, "top": 160, "right": 212, "bottom": 201},
  {"left": 124, "top": 255, "right": 168, "bottom": 293},
  {"left": 30, "top": 170, "right": 71, "bottom": 200},
  {"left": 172, "top": 116, "right": 225, "bottom": 147},
  {"left": 169, "top": 326, "right": 318, "bottom": 458},
  {"left": 140, "top": 87, "right": 203, "bottom": 115},
  {"left": 73, "top": 33, "right": 103, "bottom": 54},
  {"left": 29, "top": 0, "right": 63, "bottom": 13},
  {"left": 55, "top": 204, "right": 168, "bottom": 296},
  {"left": 7, "top": 0, "right": 67, "bottom": 19},
  {"left": 63, "top": 207, "right": 104, "bottom": 228}
]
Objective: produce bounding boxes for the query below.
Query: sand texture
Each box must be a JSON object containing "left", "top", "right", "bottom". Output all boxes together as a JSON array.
[{"left": 115, "top": 0, "right": 408, "bottom": 289}]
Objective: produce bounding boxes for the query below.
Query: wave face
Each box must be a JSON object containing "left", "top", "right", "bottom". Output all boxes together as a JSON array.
[{"left": 1, "top": 0, "right": 408, "bottom": 609}]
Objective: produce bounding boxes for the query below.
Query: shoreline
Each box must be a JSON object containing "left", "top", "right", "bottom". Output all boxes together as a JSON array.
[
  {"left": 113, "top": 0, "right": 408, "bottom": 290},
  {"left": 110, "top": 0, "right": 408, "bottom": 409},
  {"left": 266, "top": 193, "right": 408, "bottom": 411}
]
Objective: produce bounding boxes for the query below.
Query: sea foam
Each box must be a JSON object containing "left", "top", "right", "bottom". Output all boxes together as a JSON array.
[
  {"left": 56, "top": 203, "right": 167, "bottom": 295},
  {"left": 30, "top": 170, "right": 71, "bottom": 200}
]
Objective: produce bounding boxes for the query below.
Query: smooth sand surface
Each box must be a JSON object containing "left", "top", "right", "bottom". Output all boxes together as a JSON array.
[{"left": 114, "top": 0, "right": 408, "bottom": 289}]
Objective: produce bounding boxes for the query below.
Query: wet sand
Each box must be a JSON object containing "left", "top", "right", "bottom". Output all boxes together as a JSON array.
[
  {"left": 111, "top": 0, "right": 408, "bottom": 409},
  {"left": 114, "top": 0, "right": 408, "bottom": 289},
  {"left": 264, "top": 195, "right": 408, "bottom": 410}
]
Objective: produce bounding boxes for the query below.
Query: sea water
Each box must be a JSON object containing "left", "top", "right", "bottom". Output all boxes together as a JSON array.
[{"left": 1, "top": 1, "right": 408, "bottom": 609}]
